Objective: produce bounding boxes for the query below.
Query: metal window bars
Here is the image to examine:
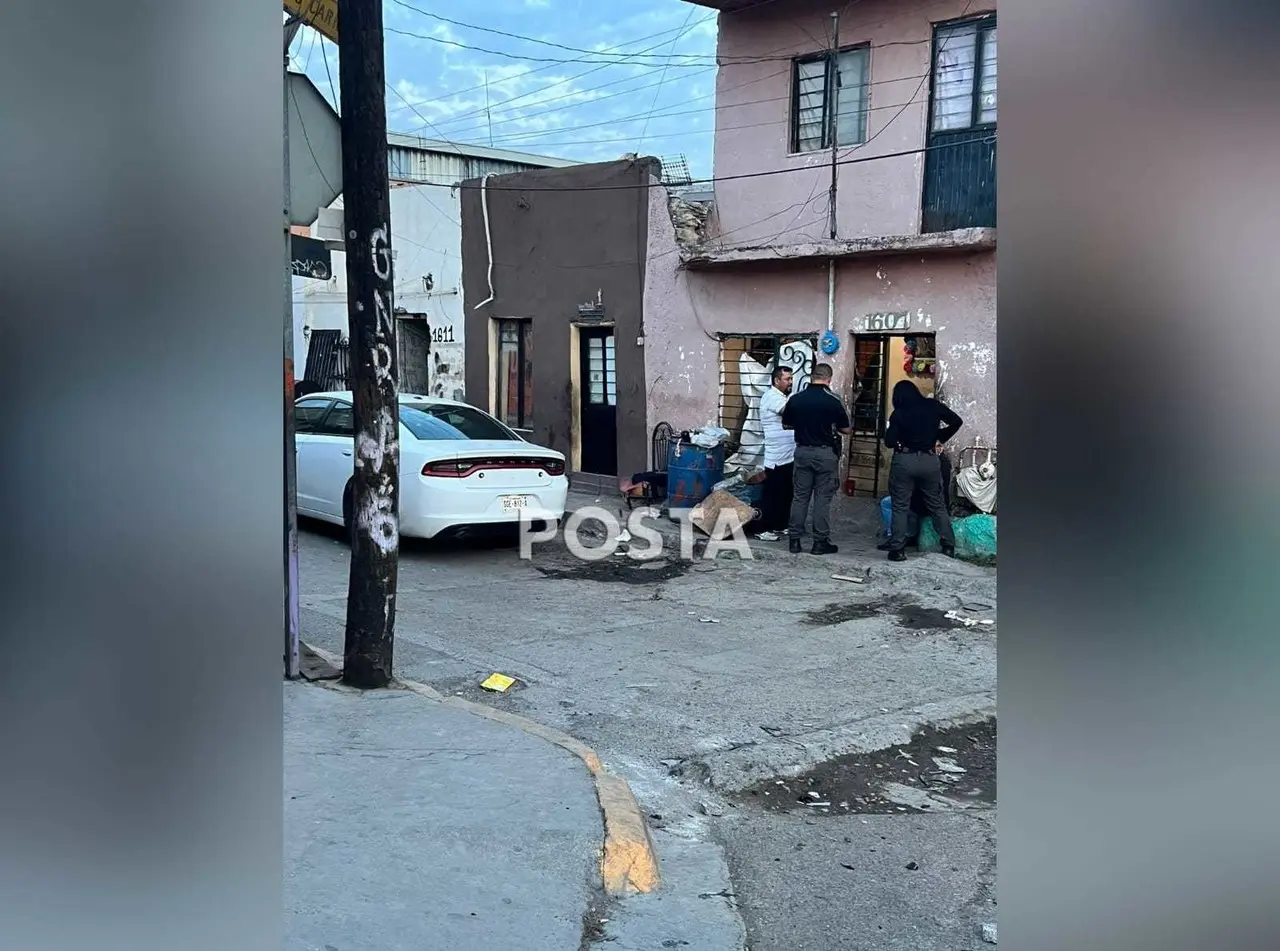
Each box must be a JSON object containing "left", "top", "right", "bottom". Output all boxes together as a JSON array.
[{"left": 717, "top": 334, "right": 817, "bottom": 463}]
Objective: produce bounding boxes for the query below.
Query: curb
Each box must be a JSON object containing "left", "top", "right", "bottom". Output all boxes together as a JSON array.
[{"left": 302, "top": 643, "right": 661, "bottom": 897}]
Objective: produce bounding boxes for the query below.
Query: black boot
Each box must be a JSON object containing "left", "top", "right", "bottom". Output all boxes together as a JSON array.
[
  {"left": 876, "top": 540, "right": 893, "bottom": 551},
  {"left": 887, "top": 549, "right": 907, "bottom": 562},
  {"left": 811, "top": 539, "right": 839, "bottom": 555},
  {"left": 789, "top": 537, "right": 803, "bottom": 554},
  {"left": 940, "top": 543, "right": 956, "bottom": 558}
]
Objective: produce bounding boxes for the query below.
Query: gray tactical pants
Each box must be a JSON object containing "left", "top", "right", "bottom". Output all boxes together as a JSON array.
[
  {"left": 788, "top": 445, "right": 840, "bottom": 541},
  {"left": 888, "top": 451, "right": 955, "bottom": 551}
]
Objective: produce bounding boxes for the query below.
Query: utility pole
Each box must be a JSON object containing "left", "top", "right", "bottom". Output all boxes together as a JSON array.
[
  {"left": 826, "top": 10, "right": 840, "bottom": 336},
  {"left": 338, "top": 0, "right": 398, "bottom": 688},
  {"left": 284, "top": 16, "right": 303, "bottom": 681},
  {"left": 827, "top": 10, "right": 840, "bottom": 241}
]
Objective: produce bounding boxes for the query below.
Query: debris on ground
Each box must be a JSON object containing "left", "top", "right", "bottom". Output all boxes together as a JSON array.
[
  {"left": 943, "top": 609, "right": 996, "bottom": 627},
  {"left": 905, "top": 861, "right": 920, "bottom": 871},
  {"left": 699, "top": 617, "right": 720, "bottom": 623},
  {"left": 737, "top": 720, "right": 997, "bottom": 815},
  {"left": 689, "top": 490, "right": 756, "bottom": 540},
  {"left": 480, "top": 673, "right": 517, "bottom": 692},
  {"left": 698, "top": 800, "right": 725, "bottom": 817},
  {"left": 831, "top": 573, "right": 867, "bottom": 584},
  {"left": 981, "top": 922, "right": 998, "bottom": 944}
]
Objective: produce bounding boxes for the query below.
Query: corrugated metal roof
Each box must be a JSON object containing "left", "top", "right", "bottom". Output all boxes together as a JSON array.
[
  {"left": 384, "top": 132, "right": 576, "bottom": 185},
  {"left": 387, "top": 145, "right": 570, "bottom": 185}
]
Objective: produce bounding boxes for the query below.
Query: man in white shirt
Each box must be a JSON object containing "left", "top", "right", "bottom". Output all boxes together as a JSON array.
[{"left": 755, "top": 366, "right": 796, "bottom": 540}]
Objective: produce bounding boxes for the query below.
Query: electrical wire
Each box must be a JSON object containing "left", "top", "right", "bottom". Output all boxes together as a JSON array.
[
  {"left": 460, "top": 73, "right": 968, "bottom": 150},
  {"left": 412, "top": 136, "right": 994, "bottom": 193},
  {"left": 636, "top": 5, "right": 699, "bottom": 154},
  {"left": 407, "top": 45, "right": 972, "bottom": 145},
  {"left": 320, "top": 35, "right": 338, "bottom": 113},
  {"left": 387, "top": 0, "right": 722, "bottom": 63},
  {"left": 390, "top": 17, "right": 717, "bottom": 120}
]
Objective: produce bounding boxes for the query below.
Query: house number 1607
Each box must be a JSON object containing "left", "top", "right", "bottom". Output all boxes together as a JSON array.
[{"left": 430, "top": 326, "right": 455, "bottom": 344}]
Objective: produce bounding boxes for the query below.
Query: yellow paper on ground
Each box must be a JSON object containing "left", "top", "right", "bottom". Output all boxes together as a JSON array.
[{"left": 480, "top": 673, "right": 516, "bottom": 693}]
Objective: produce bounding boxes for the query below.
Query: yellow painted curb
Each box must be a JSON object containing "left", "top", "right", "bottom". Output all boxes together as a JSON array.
[{"left": 301, "top": 644, "right": 660, "bottom": 896}]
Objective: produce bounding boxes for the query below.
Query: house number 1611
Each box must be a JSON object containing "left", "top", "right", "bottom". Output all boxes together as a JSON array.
[{"left": 430, "top": 326, "right": 455, "bottom": 344}]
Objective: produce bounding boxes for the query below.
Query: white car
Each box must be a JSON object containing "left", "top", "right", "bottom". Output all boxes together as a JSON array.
[{"left": 294, "top": 391, "right": 568, "bottom": 540}]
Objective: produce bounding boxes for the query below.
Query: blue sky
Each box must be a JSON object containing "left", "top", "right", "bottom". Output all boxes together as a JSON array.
[{"left": 287, "top": 0, "right": 720, "bottom": 178}]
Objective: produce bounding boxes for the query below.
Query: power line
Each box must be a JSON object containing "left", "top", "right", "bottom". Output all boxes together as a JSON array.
[
  {"left": 385, "top": 25, "right": 734, "bottom": 67},
  {"left": 390, "top": 25, "right": 719, "bottom": 132},
  {"left": 388, "top": 17, "right": 717, "bottom": 117},
  {"left": 407, "top": 43, "right": 972, "bottom": 144},
  {"left": 320, "top": 35, "right": 338, "bottom": 112},
  {"left": 387, "top": 0, "right": 722, "bottom": 63},
  {"left": 411, "top": 136, "right": 995, "bottom": 194},
  {"left": 637, "top": 4, "right": 699, "bottom": 154},
  {"left": 462, "top": 74, "right": 956, "bottom": 149}
]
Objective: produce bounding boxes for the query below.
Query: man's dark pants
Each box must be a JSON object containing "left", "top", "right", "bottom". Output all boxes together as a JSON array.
[
  {"left": 788, "top": 446, "right": 839, "bottom": 541},
  {"left": 760, "top": 462, "right": 794, "bottom": 531},
  {"left": 888, "top": 451, "right": 955, "bottom": 551}
]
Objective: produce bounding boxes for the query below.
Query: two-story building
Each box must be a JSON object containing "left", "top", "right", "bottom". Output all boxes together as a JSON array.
[{"left": 644, "top": 0, "right": 996, "bottom": 496}]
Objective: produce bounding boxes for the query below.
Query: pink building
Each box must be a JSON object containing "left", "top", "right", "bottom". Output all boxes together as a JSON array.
[{"left": 644, "top": 0, "right": 996, "bottom": 497}]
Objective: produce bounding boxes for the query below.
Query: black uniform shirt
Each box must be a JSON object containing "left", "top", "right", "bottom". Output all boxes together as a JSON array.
[
  {"left": 781, "top": 383, "right": 850, "bottom": 450},
  {"left": 884, "top": 397, "right": 962, "bottom": 452}
]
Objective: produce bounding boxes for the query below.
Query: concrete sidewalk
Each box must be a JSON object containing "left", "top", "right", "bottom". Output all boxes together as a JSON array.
[{"left": 285, "top": 680, "right": 603, "bottom": 951}]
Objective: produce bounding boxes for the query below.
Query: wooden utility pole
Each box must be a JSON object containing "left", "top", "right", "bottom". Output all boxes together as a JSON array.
[
  {"left": 338, "top": 0, "right": 398, "bottom": 688},
  {"left": 827, "top": 10, "right": 840, "bottom": 241}
]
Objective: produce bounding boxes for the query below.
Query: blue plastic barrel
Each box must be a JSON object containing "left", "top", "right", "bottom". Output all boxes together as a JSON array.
[{"left": 666, "top": 441, "right": 725, "bottom": 510}]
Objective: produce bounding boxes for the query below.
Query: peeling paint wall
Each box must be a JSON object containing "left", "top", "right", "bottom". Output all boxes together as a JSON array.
[
  {"left": 711, "top": 0, "right": 986, "bottom": 244},
  {"left": 644, "top": 184, "right": 720, "bottom": 437},
  {"left": 292, "top": 184, "right": 468, "bottom": 400},
  {"left": 642, "top": 247, "right": 997, "bottom": 450}
]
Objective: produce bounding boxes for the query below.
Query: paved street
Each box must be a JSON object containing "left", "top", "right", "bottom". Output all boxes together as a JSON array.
[{"left": 296, "top": 495, "right": 997, "bottom": 950}]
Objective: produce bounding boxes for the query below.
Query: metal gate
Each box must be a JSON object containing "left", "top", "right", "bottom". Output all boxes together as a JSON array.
[
  {"left": 302, "top": 329, "right": 350, "bottom": 392},
  {"left": 718, "top": 333, "right": 816, "bottom": 457},
  {"left": 846, "top": 335, "right": 890, "bottom": 497}
]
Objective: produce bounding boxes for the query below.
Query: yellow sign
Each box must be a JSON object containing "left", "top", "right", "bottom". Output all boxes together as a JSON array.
[{"left": 284, "top": 0, "right": 338, "bottom": 44}]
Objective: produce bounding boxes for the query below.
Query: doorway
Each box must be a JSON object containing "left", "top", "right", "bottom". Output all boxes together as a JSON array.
[
  {"left": 396, "top": 316, "right": 431, "bottom": 395},
  {"left": 846, "top": 332, "right": 937, "bottom": 497},
  {"left": 577, "top": 327, "right": 618, "bottom": 475}
]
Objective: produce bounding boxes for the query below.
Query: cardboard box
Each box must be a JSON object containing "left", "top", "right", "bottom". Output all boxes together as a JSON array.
[{"left": 690, "top": 489, "right": 757, "bottom": 540}]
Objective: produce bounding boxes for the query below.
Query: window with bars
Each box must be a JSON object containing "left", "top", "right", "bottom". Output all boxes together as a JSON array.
[
  {"left": 791, "top": 46, "right": 870, "bottom": 154},
  {"left": 930, "top": 17, "right": 997, "bottom": 132},
  {"left": 495, "top": 319, "right": 533, "bottom": 429}
]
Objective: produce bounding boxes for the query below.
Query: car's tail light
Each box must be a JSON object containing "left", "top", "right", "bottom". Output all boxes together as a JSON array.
[
  {"left": 421, "top": 460, "right": 470, "bottom": 477},
  {"left": 421, "top": 457, "right": 566, "bottom": 477}
]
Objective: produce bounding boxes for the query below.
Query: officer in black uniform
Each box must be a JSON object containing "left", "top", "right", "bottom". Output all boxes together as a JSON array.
[
  {"left": 781, "top": 363, "right": 851, "bottom": 554},
  {"left": 883, "top": 380, "right": 963, "bottom": 561}
]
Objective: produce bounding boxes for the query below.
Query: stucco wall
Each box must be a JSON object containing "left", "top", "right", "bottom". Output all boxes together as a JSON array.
[
  {"left": 711, "top": 0, "right": 988, "bottom": 245},
  {"left": 460, "top": 160, "right": 653, "bottom": 476},
  {"left": 643, "top": 248, "right": 997, "bottom": 451},
  {"left": 292, "top": 184, "right": 467, "bottom": 400}
]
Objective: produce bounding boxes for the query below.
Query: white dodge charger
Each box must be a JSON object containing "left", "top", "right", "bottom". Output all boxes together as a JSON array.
[{"left": 294, "top": 391, "right": 568, "bottom": 540}]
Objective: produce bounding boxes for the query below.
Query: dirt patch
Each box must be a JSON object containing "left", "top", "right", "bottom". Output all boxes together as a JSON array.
[
  {"left": 534, "top": 553, "right": 689, "bottom": 585},
  {"left": 802, "top": 594, "right": 967, "bottom": 631},
  {"left": 736, "top": 719, "right": 996, "bottom": 816}
]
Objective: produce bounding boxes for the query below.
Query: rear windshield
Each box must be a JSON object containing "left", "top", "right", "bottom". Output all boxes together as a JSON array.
[{"left": 399, "top": 404, "right": 516, "bottom": 441}]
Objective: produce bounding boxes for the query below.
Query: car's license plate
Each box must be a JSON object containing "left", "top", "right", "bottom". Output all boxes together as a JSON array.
[{"left": 501, "top": 495, "right": 531, "bottom": 512}]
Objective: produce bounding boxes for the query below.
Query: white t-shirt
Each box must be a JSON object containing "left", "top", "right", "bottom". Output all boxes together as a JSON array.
[{"left": 759, "top": 386, "right": 795, "bottom": 468}]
